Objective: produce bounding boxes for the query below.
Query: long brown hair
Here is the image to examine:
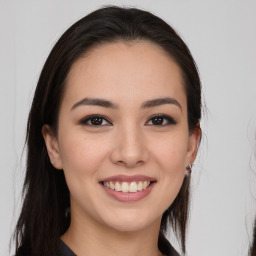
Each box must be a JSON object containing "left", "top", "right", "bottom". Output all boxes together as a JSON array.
[{"left": 14, "top": 6, "right": 201, "bottom": 256}]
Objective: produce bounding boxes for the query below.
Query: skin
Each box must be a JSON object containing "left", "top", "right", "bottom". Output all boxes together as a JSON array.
[{"left": 43, "top": 41, "right": 200, "bottom": 256}]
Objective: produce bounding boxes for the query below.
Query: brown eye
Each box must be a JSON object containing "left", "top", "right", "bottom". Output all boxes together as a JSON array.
[
  {"left": 151, "top": 116, "right": 164, "bottom": 125},
  {"left": 90, "top": 117, "right": 103, "bottom": 125},
  {"left": 80, "top": 115, "right": 111, "bottom": 126},
  {"left": 146, "top": 114, "right": 177, "bottom": 126}
]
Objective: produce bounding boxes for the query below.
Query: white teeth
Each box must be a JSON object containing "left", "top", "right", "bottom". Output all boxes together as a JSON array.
[
  {"left": 137, "top": 181, "right": 143, "bottom": 191},
  {"left": 129, "top": 182, "right": 137, "bottom": 192},
  {"left": 121, "top": 182, "right": 129, "bottom": 192},
  {"left": 143, "top": 181, "right": 148, "bottom": 189},
  {"left": 115, "top": 182, "right": 121, "bottom": 192},
  {"left": 103, "top": 181, "right": 110, "bottom": 188},
  {"left": 103, "top": 180, "right": 152, "bottom": 192},
  {"left": 110, "top": 181, "right": 115, "bottom": 190}
]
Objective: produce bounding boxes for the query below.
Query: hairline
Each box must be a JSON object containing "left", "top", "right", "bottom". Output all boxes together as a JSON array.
[{"left": 53, "top": 38, "right": 188, "bottom": 134}]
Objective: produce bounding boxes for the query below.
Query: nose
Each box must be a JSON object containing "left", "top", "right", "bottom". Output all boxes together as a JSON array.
[{"left": 110, "top": 124, "right": 149, "bottom": 168}]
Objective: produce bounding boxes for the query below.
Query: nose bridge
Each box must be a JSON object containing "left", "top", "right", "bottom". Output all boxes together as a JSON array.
[
  {"left": 111, "top": 121, "right": 148, "bottom": 167},
  {"left": 122, "top": 122, "right": 142, "bottom": 152}
]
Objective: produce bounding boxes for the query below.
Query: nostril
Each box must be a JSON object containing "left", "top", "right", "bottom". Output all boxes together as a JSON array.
[{"left": 116, "top": 160, "right": 125, "bottom": 166}]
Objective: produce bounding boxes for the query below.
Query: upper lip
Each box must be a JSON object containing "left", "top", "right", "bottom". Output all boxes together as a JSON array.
[{"left": 100, "top": 175, "right": 156, "bottom": 183}]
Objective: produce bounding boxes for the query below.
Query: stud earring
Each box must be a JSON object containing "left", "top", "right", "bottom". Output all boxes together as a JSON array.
[{"left": 185, "top": 164, "right": 192, "bottom": 176}]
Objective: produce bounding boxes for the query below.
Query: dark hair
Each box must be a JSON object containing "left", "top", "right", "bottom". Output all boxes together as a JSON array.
[
  {"left": 251, "top": 220, "right": 256, "bottom": 256},
  {"left": 14, "top": 6, "right": 201, "bottom": 256}
]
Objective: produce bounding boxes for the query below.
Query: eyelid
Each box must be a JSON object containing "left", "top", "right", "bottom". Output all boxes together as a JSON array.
[
  {"left": 79, "top": 114, "right": 176, "bottom": 126},
  {"left": 79, "top": 114, "right": 112, "bottom": 126},
  {"left": 145, "top": 114, "right": 177, "bottom": 126}
]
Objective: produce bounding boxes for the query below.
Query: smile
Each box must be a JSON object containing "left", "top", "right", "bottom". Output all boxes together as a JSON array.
[
  {"left": 100, "top": 175, "right": 156, "bottom": 202},
  {"left": 103, "top": 181, "right": 151, "bottom": 193}
]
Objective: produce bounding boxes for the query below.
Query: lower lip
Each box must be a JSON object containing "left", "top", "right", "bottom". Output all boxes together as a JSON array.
[{"left": 101, "top": 183, "right": 155, "bottom": 202}]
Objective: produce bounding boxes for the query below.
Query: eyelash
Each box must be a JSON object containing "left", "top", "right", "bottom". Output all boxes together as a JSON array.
[
  {"left": 79, "top": 114, "right": 177, "bottom": 127},
  {"left": 145, "top": 114, "right": 177, "bottom": 126},
  {"left": 79, "top": 114, "right": 112, "bottom": 126}
]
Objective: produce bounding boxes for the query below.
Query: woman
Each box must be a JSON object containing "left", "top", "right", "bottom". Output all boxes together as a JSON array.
[{"left": 14, "top": 6, "right": 201, "bottom": 256}]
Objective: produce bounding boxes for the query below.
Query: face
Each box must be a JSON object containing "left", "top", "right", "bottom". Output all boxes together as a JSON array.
[{"left": 43, "top": 41, "right": 199, "bottom": 233}]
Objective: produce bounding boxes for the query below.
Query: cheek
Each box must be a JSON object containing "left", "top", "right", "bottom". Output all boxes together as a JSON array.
[
  {"left": 57, "top": 133, "right": 111, "bottom": 207},
  {"left": 58, "top": 132, "right": 110, "bottom": 180},
  {"left": 149, "top": 133, "right": 189, "bottom": 174},
  {"left": 146, "top": 133, "right": 189, "bottom": 213}
]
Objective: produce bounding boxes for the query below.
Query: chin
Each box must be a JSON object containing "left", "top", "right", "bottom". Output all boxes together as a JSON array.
[
  {"left": 107, "top": 221, "right": 152, "bottom": 233},
  {"left": 101, "top": 210, "right": 160, "bottom": 233}
]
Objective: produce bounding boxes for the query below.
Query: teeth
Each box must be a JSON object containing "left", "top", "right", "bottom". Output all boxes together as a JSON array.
[
  {"left": 143, "top": 181, "right": 148, "bottom": 189},
  {"left": 103, "top": 181, "right": 110, "bottom": 188},
  {"left": 137, "top": 181, "right": 143, "bottom": 191},
  {"left": 115, "top": 182, "right": 121, "bottom": 192},
  {"left": 129, "top": 182, "right": 137, "bottom": 192},
  {"left": 103, "top": 180, "right": 152, "bottom": 192},
  {"left": 110, "top": 181, "right": 115, "bottom": 190},
  {"left": 121, "top": 182, "right": 129, "bottom": 192}
]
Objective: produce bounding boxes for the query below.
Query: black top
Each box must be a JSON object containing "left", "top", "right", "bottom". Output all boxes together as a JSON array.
[
  {"left": 60, "top": 240, "right": 76, "bottom": 256},
  {"left": 16, "top": 239, "right": 179, "bottom": 256},
  {"left": 59, "top": 239, "right": 180, "bottom": 256}
]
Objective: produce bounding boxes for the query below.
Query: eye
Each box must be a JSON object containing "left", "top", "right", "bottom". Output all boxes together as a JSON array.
[
  {"left": 145, "top": 114, "right": 177, "bottom": 126},
  {"left": 80, "top": 115, "right": 112, "bottom": 126}
]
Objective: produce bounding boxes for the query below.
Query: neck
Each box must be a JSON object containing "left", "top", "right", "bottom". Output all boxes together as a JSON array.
[{"left": 61, "top": 209, "right": 163, "bottom": 256}]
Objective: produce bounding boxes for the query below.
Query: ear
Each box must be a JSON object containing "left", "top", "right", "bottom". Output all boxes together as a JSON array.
[
  {"left": 42, "top": 124, "right": 63, "bottom": 170},
  {"left": 186, "top": 124, "right": 201, "bottom": 166}
]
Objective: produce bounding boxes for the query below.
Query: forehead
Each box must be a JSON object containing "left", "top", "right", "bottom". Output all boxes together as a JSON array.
[{"left": 63, "top": 41, "right": 186, "bottom": 107}]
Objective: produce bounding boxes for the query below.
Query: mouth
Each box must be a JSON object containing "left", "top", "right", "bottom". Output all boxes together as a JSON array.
[
  {"left": 99, "top": 175, "right": 156, "bottom": 202},
  {"left": 101, "top": 180, "right": 154, "bottom": 193}
]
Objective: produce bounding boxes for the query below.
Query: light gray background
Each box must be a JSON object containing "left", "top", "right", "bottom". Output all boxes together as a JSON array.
[{"left": 1, "top": 1, "right": 256, "bottom": 255}]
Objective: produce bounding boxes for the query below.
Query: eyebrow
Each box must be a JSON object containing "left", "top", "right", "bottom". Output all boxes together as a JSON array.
[
  {"left": 71, "top": 97, "right": 119, "bottom": 110},
  {"left": 141, "top": 97, "right": 182, "bottom": 110},
  {"left": 71, "top": 97, "right": 182, "bottom": 111}
]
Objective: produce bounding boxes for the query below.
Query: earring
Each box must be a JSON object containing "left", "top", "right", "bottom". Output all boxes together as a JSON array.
[
  {"left": 52, "top": 162, "right": 56, "bottom": 167},
  {"left": 185, "top": 164, "right": 192, "bottom": 176}
]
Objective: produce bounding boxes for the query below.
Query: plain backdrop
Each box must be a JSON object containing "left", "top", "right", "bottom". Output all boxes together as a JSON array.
[{"left": 1, "top": 1, "right": 256, "bottom": 255}]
